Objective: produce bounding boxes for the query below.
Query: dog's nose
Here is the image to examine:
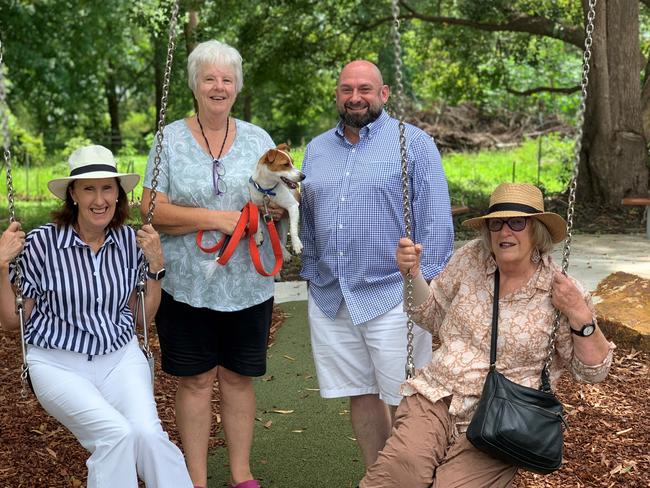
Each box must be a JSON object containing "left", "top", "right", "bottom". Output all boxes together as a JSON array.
[{"left": 298, "top": 172, "right": 306, "bottom": 181}]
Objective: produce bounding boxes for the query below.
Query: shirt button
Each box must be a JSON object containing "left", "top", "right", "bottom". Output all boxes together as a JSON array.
[
  {"left": 351, "top": 149, "right": 356, "bottom": 153},
  {"left": 339, "top": 251, "right": 344, "bottom": 256},
  {"left": 346, "top": 172, "right": 350, "bottom": 176},
  {"left": 341, "top": 197, "right": 345, "bottom": 202},
  {"left": 339, "top": 224, "right": 343, "bottom": 229},
  {"left": 93, "top": 272, "right": 98, "bottom": 276},
  {"left": 96, "top": 298, "right": 100, "bottom": 302}
]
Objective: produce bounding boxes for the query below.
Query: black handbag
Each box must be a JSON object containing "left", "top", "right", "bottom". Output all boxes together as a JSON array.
[{"left": 466, "top": 269, "right": 567, "bottom": 474}]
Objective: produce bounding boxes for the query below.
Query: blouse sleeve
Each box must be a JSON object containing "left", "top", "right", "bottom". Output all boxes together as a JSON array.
[
  {"left": 554, "top": 277, "right": 615, "bottom": 384},
  {"left": 410, "top": 241, "right": 469, "bottom": 335},
  {"left": 10, "top": 229, "right": 45, "bottom": 299}
]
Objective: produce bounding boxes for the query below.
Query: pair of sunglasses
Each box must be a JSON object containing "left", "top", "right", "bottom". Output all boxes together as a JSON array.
[{"left": 487, "top": 217, "right": 528, "bottom": 232}]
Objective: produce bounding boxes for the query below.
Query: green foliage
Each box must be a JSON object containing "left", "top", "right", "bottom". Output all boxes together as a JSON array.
[
  {"left": 0, "top": 0, "right": 646, "bottom": 162},
  {"left": 61, "top": 136, "right": 93, "bottom": 160},
  {"left": 0, "top": 0, "right": 162, "bottom": 151},
  {"left": 0, "top": 139, "right": 572, "bottom": 232},
  {"left": 8, "top": 115, "right": 46, "bottom": 167},
  {"left": 443, "top": 134, "right": 574, "bottom": 207},
  {"left": 121, "top": 109, "right": 157, "bottom": 152}
]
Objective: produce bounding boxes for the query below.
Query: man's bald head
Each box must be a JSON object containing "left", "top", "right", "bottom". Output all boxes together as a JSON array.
[{"left": 338, "top": 60, "right": 384, "bottom": 86}]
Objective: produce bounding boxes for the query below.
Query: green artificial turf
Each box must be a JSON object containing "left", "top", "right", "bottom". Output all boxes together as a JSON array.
[{"left": 207, "top": 301, "right": 365, "bottom": 488}]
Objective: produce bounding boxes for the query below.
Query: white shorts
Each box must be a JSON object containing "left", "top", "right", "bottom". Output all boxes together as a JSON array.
[{"left": 308, "top": 294, "right": 433, "bottom": 406}]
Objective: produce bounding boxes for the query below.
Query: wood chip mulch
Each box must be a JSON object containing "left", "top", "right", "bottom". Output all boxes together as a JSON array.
[
  {"left": 0, "top": 305, "right": 284, "bottom": 488},
  {"left": 1, "top": 307, "right": 648, "bottom": 487}
]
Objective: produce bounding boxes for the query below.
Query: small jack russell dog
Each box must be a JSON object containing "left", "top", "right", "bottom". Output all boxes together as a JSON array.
[{"left": 248, "top": 144, "right": 305, "bottom": 259}]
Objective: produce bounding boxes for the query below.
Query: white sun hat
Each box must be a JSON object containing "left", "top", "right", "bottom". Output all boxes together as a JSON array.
[{"left": 47, "top": 144, "right": 140, "bottom": 200}]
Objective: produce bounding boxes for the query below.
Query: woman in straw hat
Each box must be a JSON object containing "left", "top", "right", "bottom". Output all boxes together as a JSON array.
[
  {"left": 360, "top": 183, "right": 615, "bottom": 487},
  {"left": 0, "top": 145, "right": 192, "bottom": 487}
]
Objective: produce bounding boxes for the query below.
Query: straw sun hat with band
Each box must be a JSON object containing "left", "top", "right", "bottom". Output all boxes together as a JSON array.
[
  {"left": 462, "top": 183, "right": 567, "bottom": 243},
  {"left": 47, "top": 144, "right": 140, "bottom": 200}
]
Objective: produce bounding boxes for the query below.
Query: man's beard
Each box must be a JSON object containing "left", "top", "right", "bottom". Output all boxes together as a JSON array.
[{"left": 338, "top": 102, "right": 383, "bottom": 128}]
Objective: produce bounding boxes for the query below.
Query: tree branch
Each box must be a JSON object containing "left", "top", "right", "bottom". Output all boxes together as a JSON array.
[
  {"left": 398, "top": 0, "right": 584, "bottom": 48},
  {"left": 505, "top": 85, "right": 581, "bottom": 96}
]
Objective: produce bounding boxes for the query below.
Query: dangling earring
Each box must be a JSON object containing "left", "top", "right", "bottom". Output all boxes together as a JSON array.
[
  {"left": 73, "top": 201, "right": 78, "bottom": 206},
  {"left": 531, "top": 247, "right": 541, "bottom": 264},
  {"left": 115, "top": 199, "right": 119, "bottom": 203}
]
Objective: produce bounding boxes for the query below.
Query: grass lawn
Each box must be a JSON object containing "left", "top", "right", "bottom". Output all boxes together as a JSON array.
[
  {"left": 0, "top": 135, "right": 572, "bottom": 231},
  {"left": 206, "top": 301, "right": 365, "bottom": 488}
]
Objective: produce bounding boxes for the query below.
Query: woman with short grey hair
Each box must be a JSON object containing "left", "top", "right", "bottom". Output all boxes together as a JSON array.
[{"left": 141, "top": 40, "right": 282, "bottom": 488}]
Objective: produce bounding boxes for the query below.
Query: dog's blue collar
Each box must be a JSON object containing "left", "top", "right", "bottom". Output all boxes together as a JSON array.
[{"left": 249, "top": 177, "right": 278, "bottom": 196}]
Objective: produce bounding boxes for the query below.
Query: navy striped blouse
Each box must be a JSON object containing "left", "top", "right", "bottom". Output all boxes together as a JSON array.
[{"left": 13, "top": 224, "right": 143, "bottom": 357}]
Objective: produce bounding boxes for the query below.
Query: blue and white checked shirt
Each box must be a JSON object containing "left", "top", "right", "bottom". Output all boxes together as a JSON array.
[
  {"left": 13, "top": 224, "right": 143, "bottom": 357},
  {"left": 299, "top": 110, "right": 454, "bottom": 325}
]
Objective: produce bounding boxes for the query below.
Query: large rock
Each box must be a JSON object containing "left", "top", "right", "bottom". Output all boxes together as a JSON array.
[{"left": 592, "top": 272, "right": 650, "bottom": 351}]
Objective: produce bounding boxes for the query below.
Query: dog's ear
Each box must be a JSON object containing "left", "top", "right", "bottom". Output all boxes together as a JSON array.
[
  {"left": 277, "top": 143, "right": 290, "bottom": 152},
  {"left": 264, "top": 148, "right": 278, "bottom": 163}
]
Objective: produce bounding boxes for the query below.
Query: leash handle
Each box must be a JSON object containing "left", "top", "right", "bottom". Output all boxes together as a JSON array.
[{"left": 216, "top": 235, "right": 232, "bottom": 258}]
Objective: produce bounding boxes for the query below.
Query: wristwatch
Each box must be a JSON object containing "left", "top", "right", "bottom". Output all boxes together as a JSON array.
[
  {"left": 146, "top": 267, "right": 166, "bottom": 281},
  {"left": 570, "top": 321, "right": 596, "bottom": 337}
]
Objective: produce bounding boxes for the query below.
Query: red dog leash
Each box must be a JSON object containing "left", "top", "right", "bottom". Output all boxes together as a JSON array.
[{"left": 196, "top": 201, "right": 284, "bottom": 276}]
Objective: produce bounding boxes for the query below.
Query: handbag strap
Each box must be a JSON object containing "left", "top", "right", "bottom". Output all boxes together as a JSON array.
[
  {"left": 488, "top": 268, "right": 553, "bottom": 391},
  {"left": 488, "top": 269, "right": 500, "bottom": 368}
]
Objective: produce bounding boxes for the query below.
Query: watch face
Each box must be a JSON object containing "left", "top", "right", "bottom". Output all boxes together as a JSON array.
[{"left": 583, "top": 324, "right": 595, "bottom": 336}]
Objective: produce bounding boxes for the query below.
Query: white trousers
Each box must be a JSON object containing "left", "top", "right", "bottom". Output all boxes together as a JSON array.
[
  {"left": 309, "top": 296, "right": 433, "bottom": 406},
  {"left": 27, "top": 339, "right": 193, "bottom": 488}
]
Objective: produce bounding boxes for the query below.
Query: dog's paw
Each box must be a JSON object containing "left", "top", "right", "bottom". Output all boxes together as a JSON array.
[
  {"left": 291, "top": 236, "right": 303, "bottom": 255},
  {"left": 282, "top": 247, "right": 293, "bottom": 261}
]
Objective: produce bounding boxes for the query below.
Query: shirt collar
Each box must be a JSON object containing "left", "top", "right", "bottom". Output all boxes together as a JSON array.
[
  {"left": 56, "top": 225, "right": 120, "bottom": 250},
  {"left": 335, "top": 109, "right": 390, "bottom": 142},
  {"left": 481, "top": 243, "right": 554, "bottom": 297}
]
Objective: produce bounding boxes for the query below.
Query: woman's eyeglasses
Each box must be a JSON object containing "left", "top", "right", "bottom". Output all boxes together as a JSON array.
[
  {"left": 487, "top": 217, "right": 528, "bottom": 232},
  {"left": 212, "top": 159, "right": 227, "bottom": 196}
]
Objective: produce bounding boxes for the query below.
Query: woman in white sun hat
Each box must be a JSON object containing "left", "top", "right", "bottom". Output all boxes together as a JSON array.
[
  {"left": 0, "top": 145, "right": 193, "bottom": 488},
  {"left": 360, "top": 182, "right": 615, "bottom": 488}
]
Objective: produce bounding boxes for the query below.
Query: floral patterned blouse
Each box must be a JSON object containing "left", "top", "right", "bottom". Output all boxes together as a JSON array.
[
  {"left": 401, "top": 239, "right": 615, "bottom": 432},
  {"left": 143, "top": 119, "right": 275, "bottom": 312}
]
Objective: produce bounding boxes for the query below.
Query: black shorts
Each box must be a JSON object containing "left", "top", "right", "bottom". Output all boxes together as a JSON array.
[{"left": 155, "top": 290, "right": 273, "bottom": 377}]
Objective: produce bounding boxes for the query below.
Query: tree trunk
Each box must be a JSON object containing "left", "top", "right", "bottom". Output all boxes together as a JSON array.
[
  {"left": 641, "top": 56, "right": 650, "bottom": 143},
  {"left": 185, "top": 8, "right": 200, "bottom": 114},
  {"left": 105, "top": 62, "right": 122, "bottom": 153},
  {"left": 243, "top": 92, "right": 252, "bottom": 122},
  {"left": 578, "top": 0, "right": 648, "bottom": 204}
]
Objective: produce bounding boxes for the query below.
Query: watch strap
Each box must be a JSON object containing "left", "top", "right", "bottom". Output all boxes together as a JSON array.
[
  {"left": 146, "top": 267, "right": 166, "bottom": 280},
  {"left": 571, "top": 321, "right": 595, "bottom": 337}
]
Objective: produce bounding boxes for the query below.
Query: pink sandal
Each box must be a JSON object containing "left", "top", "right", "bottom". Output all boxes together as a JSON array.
[{"left": 230, "top": 481, "right": 261, "bottom": 488}]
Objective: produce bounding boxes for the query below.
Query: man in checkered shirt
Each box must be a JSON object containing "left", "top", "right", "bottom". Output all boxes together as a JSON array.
[{"left": 299, "top": 60, "right": 454, "bottom": 470}]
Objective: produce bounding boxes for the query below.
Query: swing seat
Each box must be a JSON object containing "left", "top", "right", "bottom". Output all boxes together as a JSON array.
[{"left": 621, "top": 197, "right": 650, "bottom": 239}]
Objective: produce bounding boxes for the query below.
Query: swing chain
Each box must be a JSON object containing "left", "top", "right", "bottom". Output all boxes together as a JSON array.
[
  {"left": 391, "top": 0, "right": 416, "bottom": 378},
  {"left": 136, "top": 0, "right": 180, "bottom": 383},
  {"left": 541, "top": 0, "right": 597, "bottom": 389},
  {"left": 146, "top": 0, "right": 180, "bottom": 226},
  {"left": 0, "top": 39, "right": 29, "bottom": 397}
]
